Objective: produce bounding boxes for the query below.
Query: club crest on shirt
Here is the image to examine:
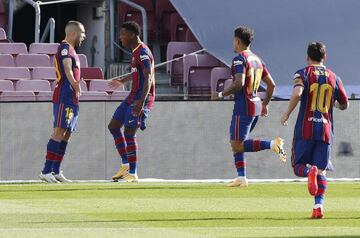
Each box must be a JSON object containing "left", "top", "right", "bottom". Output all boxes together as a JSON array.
[{"left": 61, "top": 49, "right": 68, "bottom": 56}]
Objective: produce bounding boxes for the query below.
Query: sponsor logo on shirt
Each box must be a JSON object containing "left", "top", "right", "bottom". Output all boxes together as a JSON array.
[
  {"left": 308, "top": 117, "right": 328, "bottom": 123},
  {"left": 140, "top": 54, "right": 150, "bottom": 61},
  {"left": 233, "top": 60, "right": 243, "bottom": 66}
]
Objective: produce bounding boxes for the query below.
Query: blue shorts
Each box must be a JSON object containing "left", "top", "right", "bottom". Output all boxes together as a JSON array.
[
  {"left": 230, "top": 114, "right": 258, "bottom": 141},
  {"left": 112, "top": 101, "right": 150, "bottom": 129},
  {"left": 53, "top": 103, "right": 79, "bottom": 132},
  {"left": 291, "top": 139, "right": 331, "bottom": 170}
]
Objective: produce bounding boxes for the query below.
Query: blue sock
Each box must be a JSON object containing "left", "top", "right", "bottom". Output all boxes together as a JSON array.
[
  {"left": 125, "top": 134, "right": 138, "bottom": 174},
  {"left": 234, "top": 153, "right": 245, "bottom": 177},
  {"left": 52, "top": 140, "right": 68, "bottom": 174},
  {"left": 243, "top": 139, "right": 271, "bottom": 152},
  {"left": 42, "top": 139, "right": 60, "bottom": 174}
]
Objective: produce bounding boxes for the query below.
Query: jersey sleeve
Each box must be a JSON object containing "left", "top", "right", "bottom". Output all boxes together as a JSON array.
[
  {"left": 261, "top": 59, "right": 270, "bottom": 78},
  {"left": 293, "top": 69, "right": 304, "bottom": 88},
  {"left": 335, "top": 77, "right": 348, "bottom": 105},
  {"left": 59, "top": 43, "right": 71, "bottom": 60},
  {"left": 231, "top": 56, "right": 245, "bottom": 74},
  {"left": 137, "top": 48, "right": 152, "bottom": 70}
]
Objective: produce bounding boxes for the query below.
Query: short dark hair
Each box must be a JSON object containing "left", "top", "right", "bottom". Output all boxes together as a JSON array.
[
  {"left": 121, "top": 21, "right": 141, "bottom": 36},
  {"left": 307, "top": 42, "right": 326, "bottom": 62},
  {"left": 234, "top": 26, "right": 254, "bottom": 46}
]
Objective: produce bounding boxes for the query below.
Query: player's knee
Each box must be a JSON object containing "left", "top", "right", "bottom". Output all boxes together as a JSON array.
[{"left": 231, "top": 140, "right": 244, "bottom": 153}]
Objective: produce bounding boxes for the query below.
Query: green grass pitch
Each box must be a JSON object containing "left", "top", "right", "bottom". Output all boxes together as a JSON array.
[{"left": 0, "top": 182, "right": 359, "bottom": 238}]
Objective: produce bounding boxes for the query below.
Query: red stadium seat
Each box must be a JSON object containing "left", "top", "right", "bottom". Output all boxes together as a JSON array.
[
  {"left": 28, "top": 43, "right": 59, "bottom": 55},
  {"left": 0, "top": 91, "right": 36, "bottom": 101},
  {"left": 15, "top": 54, "right": 51, "bottom": 68},
  {"left": 78, "top": 54, "right": 88, "bottom": 67},
  {"left": 183, "top": 53, "right": 220, "bottom": 97},
  {"left": 0, "top": 43, "right": 27, "bottom": 55},
  {"left": 156, "top": 0, "right": 176, "bottom": 41},
  {"left": 81, "top": 67, "right": 104, "bottom": 80},
  {"left": 0, "top": 54, "right": 14, "bottom": 66},
  {"left": 0, "top": 67, "right": 31, "bottom": 80},
  {"left": 170, "top": 13, "right": 188, "bottom": 42},
  {"left": 119, "top": 0, "right": 157, "bottom": 41}
]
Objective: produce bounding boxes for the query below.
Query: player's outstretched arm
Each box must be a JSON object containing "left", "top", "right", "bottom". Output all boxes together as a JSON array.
[
  {"left": 261, "top": 74, "right": 276, "bottom": 116},
  {"left": 281, "top": 84, "right": 303, "bottom": 125},
  {"left": 63, "top": 58, "right": 81, "bottom": 98},
  {"left": 108, "top": 75, "right": 132, "bottom": 89}
]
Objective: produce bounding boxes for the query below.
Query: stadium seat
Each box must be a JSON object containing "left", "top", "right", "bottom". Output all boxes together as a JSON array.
[
  {"left": 80, "top": 91, "right": 109, "bottom": 101},
  {"left": 170, "top": 13, "right": 188, "bottom": 42},
  {"left": 0, "top": 27, "right": 7, "bottom": 42},
  {"left": 31, "top": 67, "right": 56, "bottom": 80},
  {"left": 0, "top": 43, "right": 27, "bottom": 55},
  {"left": 185, "top": 28, "right": 197, "bottom": 42},
  {"left": 0, "top": 91, "right": 36, "bottom": 101},
  {"left": 156, "top": 0, "right": 176, "bottom": 41},
  {"left": 28, "top": 43, "right": 59, "bottom": 55},
  {"left": 81, "top": 67, "right": 104, "bottom": 80},
  {"left": 109, "top": 91, "right": 129, "bottom": 101},
  {"left": 0, "top": 79, "right": 14, "bottom": 91},
  {"left": 80, "top": 80, "right": 88, "bottom": 91},
  {"left": 345, "top": 85, "right": 360, "bottom": 99},
  {"left": 0, "top": 67, "right": 31, "bottom": 80},
  {"left": 210, "top": 67, "right": 231, "bottom": 94},
  {"left": 0, "top": 54, "right": 14, "bottom": 66},
  {"left": 183, "top": 53, "right": 220, "bottom": 96},
  {"left": 78, "top": 54, "right": 88, "bottom": 67},
  {"left": 119, "top": 0, "right": 157, "bottom": 41},
  {"left": 15, "top": 79, "right": 52, "bottom": 93},
  {"left": 166, "top": 42, "right": 202, "bottom": 85},
  {"left": 89, "top": 79, "right": 125, "bottom": 92},
  {"left": 15, "top": 54, "right": 51, "bottom": 68}
]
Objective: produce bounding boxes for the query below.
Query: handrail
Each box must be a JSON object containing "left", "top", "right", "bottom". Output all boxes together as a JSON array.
[
  {"left": 118, "top": 0, "right": 148, "bottom": 45},
  {"left": 40, "top": 18, "right": 56, "bottom": 43},
  {"left": 111, "top": 0, "right": 149, "bottom": 60},
  {"left": 22, "top": 0, "right": 41, "bottom": 43}
]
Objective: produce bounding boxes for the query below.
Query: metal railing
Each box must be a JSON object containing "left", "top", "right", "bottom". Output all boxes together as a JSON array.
[
  {"left": 110, "top": 0, "right": 148, "bottom": 60},
  {"left": 10, "top": 0, "right": 80, "bottom": 43}
]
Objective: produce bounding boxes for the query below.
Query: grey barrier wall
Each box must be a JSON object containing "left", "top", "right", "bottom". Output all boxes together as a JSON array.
[{"left": 0, "top": 101, "right": 359, "bottom": 180}]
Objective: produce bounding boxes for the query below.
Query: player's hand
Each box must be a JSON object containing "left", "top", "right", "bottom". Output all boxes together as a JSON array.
[
  {"left": 132, "top": 100, "right": 144, "bottom": 116},
  {"left": 74, "top": 84, "right": 81, "bottom": 98},
  {"left": 281, "top": 113, "right": 289, "bottom": 126},
  {"left": 211, "top": 92, "right": 219, "bottom": 100},
  {"left": 334, "top": 101, "right": 340, "bottom": 109},
  {"left": 261, "top": 103, "right": 269, "bottom": 117},
  {"left": 108, "top": 79, "right": 123, "bottom": 90}
]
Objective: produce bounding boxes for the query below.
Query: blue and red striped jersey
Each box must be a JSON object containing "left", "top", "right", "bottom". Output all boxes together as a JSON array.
[
  {"left": 53, "top": 41, "right": 80, "bottom": 105},
  {"left": 293, "top": 65, "right": 348, "bottom": 144},
  {"left": 231, "top": 50, "right": 269, "bottom": 116},
  {"left": 126, "top": 43, "right": 155, "bottom": 109}
]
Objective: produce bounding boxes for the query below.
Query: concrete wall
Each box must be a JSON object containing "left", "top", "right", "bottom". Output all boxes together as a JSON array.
[
  {"left": 0, "top": 101, "right": 359, "bottom": 180},
  {"left": 77, "top": 1, "right": 106, "bottom": 70}
]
